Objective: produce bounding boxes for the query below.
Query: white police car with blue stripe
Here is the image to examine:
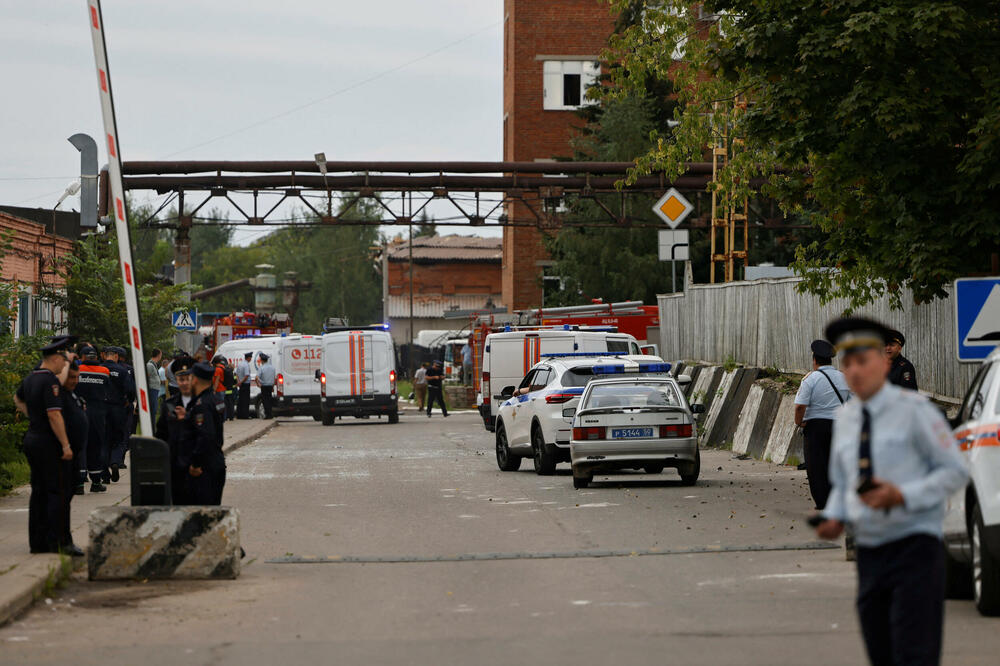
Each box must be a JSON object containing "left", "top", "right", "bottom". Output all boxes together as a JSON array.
[{"left": 493, "top": 354, "right": 674, "bottom": 475}]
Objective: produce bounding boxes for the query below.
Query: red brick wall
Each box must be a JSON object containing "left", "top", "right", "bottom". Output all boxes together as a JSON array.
[
  {"left": 387, "top": 260, "right": 502, "bottom": 296},
  {"left": 0, "top": 212, "right": 73, "bottom": 287},
  {"left": 502, "top": 0, "right": 616, "bottom": 310}
]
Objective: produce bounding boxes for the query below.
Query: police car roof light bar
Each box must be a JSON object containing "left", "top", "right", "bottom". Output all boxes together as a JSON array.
[
  {"left": 540, "top": 352, "right": 628, "bottom": 358},
  {"left": 590, "top": 362, "right": 672, "bottom": 375}
]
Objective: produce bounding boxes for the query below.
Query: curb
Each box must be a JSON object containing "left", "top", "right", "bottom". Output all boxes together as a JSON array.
[
  {"left": 0, "top": 554, "right": 76, "bottom": 628},
  {"left": 223, "top": 420, "right": 279, "bottom": 455}
]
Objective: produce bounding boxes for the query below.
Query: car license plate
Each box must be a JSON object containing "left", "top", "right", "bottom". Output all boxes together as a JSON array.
[
  {"left": 292, "top": 398, "right": 309, "bottom": 403},
  {"left": 611, "top": 427, "right": 654, "bottom": 439}
]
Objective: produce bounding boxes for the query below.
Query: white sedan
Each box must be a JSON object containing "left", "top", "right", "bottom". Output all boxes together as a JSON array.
[{"left": 568, "top": 377, "right": 704, "bottom": 489}]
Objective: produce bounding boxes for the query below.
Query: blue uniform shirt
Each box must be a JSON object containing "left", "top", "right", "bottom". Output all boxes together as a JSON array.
[
  {"left": 794, "top": 365, "right": 850, "bottom": 421},
  {"left": 823, "top": 382, "right": 969, "bottom": 547},
  {"left": 257, "top": 362, "right": 276, "bottom": 387}
]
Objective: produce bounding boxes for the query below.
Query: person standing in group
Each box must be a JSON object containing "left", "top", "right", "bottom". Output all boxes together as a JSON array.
[
  {"left": 815, "top": 317, "right": 968, "bottom": 666},
  {"left": 221, "top": 357, "right": 236, "bottom": 421},
  {"left": 179, "top": 362, "right": 227, "bottom": 505},
  {"left": 100, "top": 346, "right": 128, "bottom": 484},
  {"left": 886, "top": 329, "right": 918, "bottom": 391},
  {"left": 145, "top": 348, "right": 162, "bottom": 411},
  {"left": 211, "top": 355, "right": 227, "bottom": 409},
  {"left": 14, "top": 336, "right": 83, "bottom": 556},
  {"left": 461, "top": 339, "right": 473, "bottom": 386},
  {"left": 255, "top": 353, "right": 276, "bottom": 419},
  {"left": 158, "top": 358, "right": 168, "bottom": 405},
  {"left": 794, "top": 339, "right": 851, "bottom": 511},
  {"left": 75, "top": 345, "right": 110, "bottom": 493},
  {"left": 235, "top": 351, "right": 252, "bottom": 419},
  {"left": 413, "top": 362, "right": 428, "bottom": 410},
  {"left": 164, "top": 350, "right": 181, "bottom": 397},
  {"left": 155, "top": 356, "right": 195, "bottom": 504},
  {"left": 425, "top": 360, "right": 448, "bottom": 418},
  {"left": 60, "top": 361, "right": 88, "bottom": 501}
]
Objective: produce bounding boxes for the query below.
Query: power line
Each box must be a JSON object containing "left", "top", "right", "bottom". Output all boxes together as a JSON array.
[{"left": 161, "top": 19, "right": 502, "bottom": 158}]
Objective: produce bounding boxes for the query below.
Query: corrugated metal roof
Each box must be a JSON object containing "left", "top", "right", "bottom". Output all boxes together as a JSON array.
[
  {"left": 386, "top": 234, "right": 501, "bottom": 263},
  {"left": 386, "top": 293, "right": 503, "bottom": 318}
]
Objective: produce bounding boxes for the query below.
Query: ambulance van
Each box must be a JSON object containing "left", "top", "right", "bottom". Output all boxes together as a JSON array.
[
  {"left": 215, "top": 334, "right": 323, "bottom": 418},
  {"left": 477, "top": 328, "right": 641, "bottom": 432},
  {"left": 317, "top": 326, "right": 399, "bottom": 425}
]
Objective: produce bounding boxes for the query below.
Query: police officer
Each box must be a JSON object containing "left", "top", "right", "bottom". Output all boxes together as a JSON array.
[
  {"left": 101, "top": 346, "right": 128, "bottom": 483},
  {"left": 816, "top": 317, "right": 968, "bottom": 665},
  {"left": 425, "top": 360, "right": 448, "bottom": 418},
  {"left": 61, "top": 361, "right": 89, "bottom": 500},
  {"left": 235, "top": 352, "right": 252, "bottom": 419},
  {"left": 179, "top": 362, "right": 227, "bottom": 505},
  {"left": 256, "top": 352, "right": 276, "bottom": 419},
  {"left": 794, "top": 339, "right": 850, "bottom": 510},
  {"left": 886, "top": 329, "right": 918, "bottom": 390},
  {"left": 15, "top": 336, "right": 83, "bottom": 556},
  {"left": 115, "top": 346, "right": 137, "bottom": 465},
  {"left": 155, "top": 356, "right": 195, "bottom": 504},
  {"left": 75, "top": 345, "right": 110, "bottom": 493}
]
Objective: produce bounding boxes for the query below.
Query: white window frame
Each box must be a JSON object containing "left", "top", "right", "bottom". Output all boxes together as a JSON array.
[{"left": 542, "top": 60, "right": 600, "bottom": 111}]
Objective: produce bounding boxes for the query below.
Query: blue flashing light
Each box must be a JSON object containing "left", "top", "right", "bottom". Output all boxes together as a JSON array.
[
  {"left": 563, "top": 324, "right": 571, "bottom": 330},
  {"left": 383, "top": 323, "right": 390, "bottom": 330},
  {"left": 591, "top": 364, "right": 625, "bottom": 374},
  {"left": 281, "top": 332, "right": 287, "bottom": 337},
  {"left": 504, "top": 325, "right": 512, "bottom": 332},
  {"left": 541, "top": 352, "right": 627, "bottom": 358},
  {"left": 638, "top": 362, "right": 672, "bottom": 373}
]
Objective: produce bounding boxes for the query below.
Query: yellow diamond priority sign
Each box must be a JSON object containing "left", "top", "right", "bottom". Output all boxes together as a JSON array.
[{"left": 652, "top": 188, "right": 694, "bottom": 229}]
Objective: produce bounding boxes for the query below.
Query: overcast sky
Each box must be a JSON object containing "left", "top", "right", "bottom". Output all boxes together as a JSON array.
[{"left": 0, "top": 0, "right": 503, "bottom": 243}]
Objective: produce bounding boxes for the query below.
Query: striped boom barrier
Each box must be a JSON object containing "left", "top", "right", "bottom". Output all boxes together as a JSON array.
[{"left": 86, "top": 0, "right": 152, "bottom": 435}]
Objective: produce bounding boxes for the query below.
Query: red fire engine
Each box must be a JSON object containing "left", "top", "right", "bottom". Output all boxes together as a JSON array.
[{"left": 207, "top": 311, "right": 293, "bottom": 354}]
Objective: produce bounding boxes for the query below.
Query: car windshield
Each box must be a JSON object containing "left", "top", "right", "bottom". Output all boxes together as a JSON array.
[{"left": 580, "top": 382, "right": 681, "bottom": 410}]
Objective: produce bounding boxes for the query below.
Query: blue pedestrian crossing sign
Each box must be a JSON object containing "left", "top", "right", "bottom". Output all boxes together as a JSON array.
[
  {"left": 955, "top": 278, "right": 1000, "bottom": 362},
  {"left": 171, "top": 309, "right": 198, "bottom": 331}
]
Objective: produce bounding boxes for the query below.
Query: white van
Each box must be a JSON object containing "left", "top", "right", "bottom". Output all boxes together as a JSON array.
[
  {"left": 318, "top": 327, "right": 399, "bottom": 425},
  {"left": 477, "top": 328, "right": 641, "bottom": 432},
  {"left": 216, "top": 334, "right": 323, "bottom": 418}
]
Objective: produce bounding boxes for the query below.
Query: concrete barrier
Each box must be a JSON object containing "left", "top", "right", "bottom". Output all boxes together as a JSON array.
[{"left": 88, "top": 506, "right": 240, "bottom": 580}]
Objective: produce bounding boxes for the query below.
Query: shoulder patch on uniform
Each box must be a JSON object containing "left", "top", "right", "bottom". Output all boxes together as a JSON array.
[
  {"left": 195, "top": 413, "right": 204, "bottom": 426},
  {"left": 903, "top": 372, "right": 911, "bottom": 381},
  {"left": 52, "top": 384, "right": 59, "bottom": 397}
]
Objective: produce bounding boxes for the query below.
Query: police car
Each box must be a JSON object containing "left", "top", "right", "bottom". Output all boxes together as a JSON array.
[
  {"left": 493, "top": 354, "right": 673, "bottom": 475},
  {"left": 944, "top": 347, "right": 1000, "bottom": 615}
]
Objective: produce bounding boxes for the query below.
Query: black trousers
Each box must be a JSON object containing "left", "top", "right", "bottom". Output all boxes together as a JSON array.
[
  {"left": 224, "top": 392, "right": 235, "bottom": 420},
  {"left": 426, "top": 385, "right": 447, "bottom": 416},
  {"left": 856, "top": 534, "right": 944, "bottom": 666},
  {"left": 108, "top": 405, "right": 129, "bottom": 467},
  {"left": 260, "top": 385, "right": 274, "bottom": 419},
  {"left": 86, "top": 404, "right": 109, "bottom": 482},
  {"left": 803, "top": 418, "right": 833, "bottom": 510},
  {"left": 185, "top": 467, "right": 226, "bottom": 505},
  {"left": 237, "top": 383, "right": 251, "bottom": 419},
  {"left": 23, "top": 434, "right": 71, "bottom": 552}
]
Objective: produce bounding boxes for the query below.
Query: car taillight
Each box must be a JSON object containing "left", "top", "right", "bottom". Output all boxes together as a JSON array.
[
  {"left": 545, "top": 393, "right": 577, "bottom": 404},
  {"left": 389, "top": 370, "right": 396, "bottom": 394},
  {"left": 659, "top": 424, "right": 693, "bottom": 438},
  {"left": 276, "top": 373, "right": 284, "bottom": 397},
  {"left": 320, "top": 372, "right": 326, "bottom": 397},
  {"left": 573, "top": 426, "right": 606, "bottom": 440},
  {"left": 482, "top": 371, "right": 490, "bottom": 405}
]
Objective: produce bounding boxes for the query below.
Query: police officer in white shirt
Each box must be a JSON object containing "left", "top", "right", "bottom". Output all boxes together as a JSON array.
[
  {"left": 255, "top": 353, "right": 277, "bottom": 419},
  {"left": 794, "top": 339, "right": 850, "bottom": 510},
  {"left": 815, "top": 317, "right": 968, "bottom": 666},
  {"left": 235, "top": 352, "right": 252, "bottom": 419}
]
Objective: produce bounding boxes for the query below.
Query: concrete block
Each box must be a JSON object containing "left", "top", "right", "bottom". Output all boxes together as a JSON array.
[
  {"left": 702, "top": 369, "right": 736, "bottom": 444},
  {"left": 748, "top": 387, "right": 783, "bottom": 461},
  {"left": 88, "top": 506, "right": 240, "bottom": 580},
  {"left": 764, "top": 395, "right": 802, "bottom": 465},
  {"left": 732, "top": 384, "right": 764, "bottom": 455},
  {"left": 708, "top": 368, "right": 761, "bottom": 449}
]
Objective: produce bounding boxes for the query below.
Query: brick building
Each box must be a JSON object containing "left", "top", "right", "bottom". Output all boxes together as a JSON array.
[
  {"left": 0, "top": 207, "right": 78, "bottom": 337},
  {"left": 502, "top": 0, "right": 616, "bottom": 309},
  {"left": 383, "top": 234, "right": 503, "bottom": 345}
]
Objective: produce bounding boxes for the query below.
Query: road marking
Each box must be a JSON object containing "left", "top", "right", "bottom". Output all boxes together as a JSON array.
[{"left": 266, "top": 541, "right": 839, "bottom": 565}]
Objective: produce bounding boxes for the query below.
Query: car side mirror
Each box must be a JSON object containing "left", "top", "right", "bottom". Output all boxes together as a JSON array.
[
  {"left": 500, "top": 386, "right": 516, "bottom": 400},
  {"left": 677, "top": 374, "right": 692, "bottom": 385},
  {"left": 562, "top": 407, "right": 576, "bottom": 418},
  {"left": 690, "top": 403, "right": 706, "bottom": 414}
]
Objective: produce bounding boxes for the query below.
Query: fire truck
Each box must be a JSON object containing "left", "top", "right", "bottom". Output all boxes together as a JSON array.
[{"left": 206, "top": 311, "right": 293, "bottom": 355}]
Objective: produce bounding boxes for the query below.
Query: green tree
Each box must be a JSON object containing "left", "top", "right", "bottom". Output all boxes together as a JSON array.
[{"left": 605, "top": 0, "right": 1000, "bottom": 308}]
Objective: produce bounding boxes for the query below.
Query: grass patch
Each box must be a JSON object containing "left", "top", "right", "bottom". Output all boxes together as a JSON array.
[
  {"left": 39, "top": 554, "right": 74, "bottom": 598},
  {"left": 722, "top": 355, "right": 739, "bottom": 373},
  {"left": 0, "top": 458, "right": 30, "bottom": 497},
  {"left": 786, "top": 455, "right": 802, "bottom": 467}
]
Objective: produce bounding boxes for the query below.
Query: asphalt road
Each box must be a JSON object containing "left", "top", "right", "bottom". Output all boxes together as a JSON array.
[{"left": 2, "top": 412, "right": 997, "bottom": 665}]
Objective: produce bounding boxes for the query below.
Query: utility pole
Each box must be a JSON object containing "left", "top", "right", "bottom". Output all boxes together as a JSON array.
[
  {"left": 174, "top": 189, "right": 194, "bottom": 353},
  {"left": 408, "top": 191, "right": 415, "bottom": 380}
]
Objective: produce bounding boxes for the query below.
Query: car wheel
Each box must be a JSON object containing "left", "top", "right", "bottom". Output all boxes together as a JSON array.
[
  {"left": 644, "top": 464, "right": 665, "bottom": 474},
  {"left": 944, "top": 544, "right": 973, "bottom": 600},
  {"left": 388, "top": 410, "right": 399, "bottom": 424},
  {"left": 573, "top": 474, "right": 591, "bottom": 489},
  {"left": 321, "top": 410, "right": 335, "bottom": 426},
  {"left": 679, "top": 449, "right": 700, "bottom": 486},
  {"left": 532, "top": 425, "right": 556, "bottom": 476},
  {"left": 973, "top": 503, "right": 1000, "bottom": 615},
  {"left": 495, "top": 423, "right": 521, "bottom": 472}
]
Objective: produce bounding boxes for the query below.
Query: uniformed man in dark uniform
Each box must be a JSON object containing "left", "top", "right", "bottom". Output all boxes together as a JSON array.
[
  {"left": 179, "top": 362, "right": 227, "bottom": 505},
  {"left": 14, "top": 336, "right": 84, "bottom": 556},
  {"left": 113, "top": 346, "right": 137, "bottom": 470},
  {"left": 75, "top": 345, "right": 111, "bottom": 493},
  {"left": 155, "top": 356, "right": 195, "bottom": 504},
  {"left": 101, "top": 345, "right": 128, "bottom": 483},
  {"left": 816, "top": 317, "right": 967, "bottom": 665},
  {"left": 886, "top": 329, "right": 917, "bottom": 390},
  {"left": 61, "top": 361, "right": 89, "bottom": 500}
]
